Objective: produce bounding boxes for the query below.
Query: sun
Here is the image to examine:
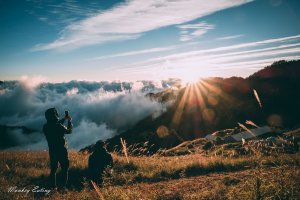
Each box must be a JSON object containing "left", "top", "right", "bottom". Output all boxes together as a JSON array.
[
  {"left": 181, "top": 73, "right": 201, "bottom": 85},
  {"left": 171, "top": 77, "right": 223, "bottom": 137}
]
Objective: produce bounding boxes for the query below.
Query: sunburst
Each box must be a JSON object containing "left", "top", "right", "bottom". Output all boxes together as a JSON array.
[{"left": 170, "top": 79, "right": 223, "bottom": 138}]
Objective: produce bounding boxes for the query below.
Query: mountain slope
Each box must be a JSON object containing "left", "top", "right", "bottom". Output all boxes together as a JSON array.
[{"left": 105, "top": 60, "right": 300, "bottom": 152}]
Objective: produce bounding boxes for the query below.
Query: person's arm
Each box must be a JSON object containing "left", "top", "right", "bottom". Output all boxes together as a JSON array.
[
  {"left": 57, "top": 118, "right": 66, "bottom": 124},
  {"left": 58, "top": 120, "right": 73, "bottom": 134},
  {"left": 66, "top": 120, "right": 73, "bottom": 134}
]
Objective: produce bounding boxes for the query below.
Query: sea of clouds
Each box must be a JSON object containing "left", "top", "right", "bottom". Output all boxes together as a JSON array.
[{"left": 0, "top": 77, "right": 180, "bottom": 150}]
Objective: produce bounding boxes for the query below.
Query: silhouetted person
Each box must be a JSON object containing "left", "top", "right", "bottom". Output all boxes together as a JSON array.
[
  {"left": 43, "top": 108, "right": 73, "bottom": 188},
  {"left": 88, "top": 141, "right": 113, "bottom": 184}
]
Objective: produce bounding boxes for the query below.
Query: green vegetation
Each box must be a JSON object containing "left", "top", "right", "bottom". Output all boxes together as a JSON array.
[{"left": 0, "top": 151, "right": 299, "bottom": 199}]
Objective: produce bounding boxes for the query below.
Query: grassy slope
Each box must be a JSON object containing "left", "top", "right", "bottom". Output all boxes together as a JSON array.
[{"left": 0, "top": 151, "right": 299, "bottom": 200}]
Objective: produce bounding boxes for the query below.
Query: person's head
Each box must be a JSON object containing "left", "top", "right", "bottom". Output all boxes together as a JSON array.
[
  {"left": 94, "top": 141, "right": 106, "bottom": 152},
  {"left": 45, "top": 108, "right": 59, "bottom": 123},
  {"left": 95, "top": 141, "right": 105, "bottom": 148}
]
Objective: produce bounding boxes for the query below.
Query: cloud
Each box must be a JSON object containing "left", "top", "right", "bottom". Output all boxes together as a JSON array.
[
  {"left": 209, "top": 55, "right": 300, "bottom": 70},
  {"left": 4, "top": 129, "right": 46, "bottom": 150},
  {"left": 209, "top": 46, "right": 300, "bottom": 63},
  {"left": 216, "top": 34, "right": 244, "bottom": 40},
  {"left": 32, "top": 0, "right": 252, "bottom": 51},
  {"left": 66, "top": 87, "right": 79, "bottom": 96},
  {"left": 38, "top": 17, "right": 48, "bottom": 22},
  {"left": 67, "top": 120, "right": 116, "bottom": 149},
  {"left": 31, "top": 34, "right": 141, "bottom": 52},
  {"left": 26, "top": 0, "right": 104, "bottom": 26},
  {"left": 177, "top": 22, "right": 215, "bottom": 41},
  {"left": 0, "top": 78, "right": 180, "bottom": 150},
  {"left": 92, "top": 46, "right": 176, "bottom": 60},
  {"left": 149, "top": 35, "right": 300, "bottom": 62},
  {"left": 120, "top": 34, "right": 300, "bottom": 78},
  {"left": 19, "top": 75, "right": 48, "bottom": 89}
]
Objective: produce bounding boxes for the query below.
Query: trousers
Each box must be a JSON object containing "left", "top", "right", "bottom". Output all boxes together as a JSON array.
[{"left": 49, "top": 147, "right": 69, "bottom": 187}]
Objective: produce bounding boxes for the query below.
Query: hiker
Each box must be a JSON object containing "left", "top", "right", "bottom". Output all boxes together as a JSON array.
[
  {"left": 43, "top": 108, "right": 73, "bottom": 188},
  {"left": 88, "top": 141, "right": 113, "bottom": 184}
]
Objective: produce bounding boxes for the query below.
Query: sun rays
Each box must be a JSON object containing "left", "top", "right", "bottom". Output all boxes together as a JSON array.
[{"left": 171, "top": 79, "right": 226, "bottom": 138}]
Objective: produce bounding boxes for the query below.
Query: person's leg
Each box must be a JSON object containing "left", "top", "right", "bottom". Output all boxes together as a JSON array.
[
  {"left": 59, "top": 149, "right": 69, "bottom": 187},
  {"left": 49, "top": 153, "right": 58, "bottom": 188}
]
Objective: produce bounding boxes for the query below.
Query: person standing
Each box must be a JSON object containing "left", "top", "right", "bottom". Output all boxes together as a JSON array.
[{"left": 43, "top": 108, "right": 73, "bottom": 188}]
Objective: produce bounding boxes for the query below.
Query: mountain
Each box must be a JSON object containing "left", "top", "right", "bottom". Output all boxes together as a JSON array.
[
  {"left": 249, "top": 60, "right": 300, "bottom": 79},
  {"left": 0, "top": 125, "right": 37, "bottom": 149},
  {"left": 103, "top": 60, "right": 300, "bottom": 152}
]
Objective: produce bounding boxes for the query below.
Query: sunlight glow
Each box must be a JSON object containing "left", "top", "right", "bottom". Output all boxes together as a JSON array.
[
  {"left": 181, "top": 73, "right": 201, "bottom": 86},
  {"left": 171, "top": 79, "right": 228, "bottom": 137}
]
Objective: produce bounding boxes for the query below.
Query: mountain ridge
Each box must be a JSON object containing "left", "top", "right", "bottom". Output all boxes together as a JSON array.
[{"left": 103, "top": 60, "right": 300, "bottom": 152}]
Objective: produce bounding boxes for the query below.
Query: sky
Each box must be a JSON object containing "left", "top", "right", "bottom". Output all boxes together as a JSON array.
[{"left": 1, "top": 0, "right": 300, "bottom": 82}]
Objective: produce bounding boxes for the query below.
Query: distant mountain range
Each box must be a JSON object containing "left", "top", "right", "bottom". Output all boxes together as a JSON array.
[{"left": 104, "top": 60, "right": 300, "bottom": 152}]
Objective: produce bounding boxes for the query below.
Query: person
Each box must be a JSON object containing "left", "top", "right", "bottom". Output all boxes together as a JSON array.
[
  {"left": 43, "top": 108, "right": 73, "bottom": 188},
  {"left": 88, "top": 141, "right": 113, "bottom": 184}
]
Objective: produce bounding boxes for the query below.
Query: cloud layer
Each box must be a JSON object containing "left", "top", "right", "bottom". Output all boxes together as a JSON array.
[
  {"left": 177, "top": 22, "right": 215, "bottom": 41},
  {"left": 32, "top": 0, "right": 252, "bottom": 51},
  {"left": 0, "top": 79, "right": 179, "bottom": 150},
  {"left": 122, "top": 35, "right": 300, "bottom": 79}
]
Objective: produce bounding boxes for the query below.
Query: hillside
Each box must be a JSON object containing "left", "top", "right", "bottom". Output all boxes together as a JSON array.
[
  {"left": 1, "top": 61, "right": 300, "bottom": 200},
  {"left": 1, "top": 151, "right": 299, "bottom": 199},
  {"left": 105, "top": 60, "right": 300, "bottom": 151}
]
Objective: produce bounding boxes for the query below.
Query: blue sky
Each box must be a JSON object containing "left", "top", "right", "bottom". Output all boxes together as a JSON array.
[{"left": 1, "top": 0, "right": 300, "bottom": 82}]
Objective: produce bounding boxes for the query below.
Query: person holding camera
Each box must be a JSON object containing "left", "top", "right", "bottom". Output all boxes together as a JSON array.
[{"left": 43, "top": 108, "right": 73, "bottom": 188}]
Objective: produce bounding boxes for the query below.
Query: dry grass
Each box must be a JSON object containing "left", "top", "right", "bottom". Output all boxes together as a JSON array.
[
  {"left": 253, "top": 89, "right": 262, "bottom": 108},
  {"left": 120, "top": 138, "right": 129, "bottom": 163},
  {"left": 91, "top": 181, "right": 105, "bottom": 200},
  {"left": 0, "top": 151, "right": 299, "bottom": 199}
]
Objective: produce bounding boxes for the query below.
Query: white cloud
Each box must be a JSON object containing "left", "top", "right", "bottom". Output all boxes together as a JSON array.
[
  {"left": 120, "top": 34, "right": 300, "bottom": 78},
  {"left": 209, "top": 46, "right": 300, "bottom": 63},
  {"left": 31, "top": 34, "right": 141, "bottom": 52},
  {"left": 92, "top": 46, "right": 176, "bottom": 60},
  {"left": 66, "top": 87, "right": 79, "bottom": 96},
  {"left": 211, "top": 55, "right": 300, "bottom": 70},
  {"left": 19, "top": 75, "right": 48, "bottom": 90},
  {"left": 68, "top": 120, "right": 116, "bottom": 149},
  {"left": 177, "top": 22, "right": 215, "bottom": 41},
  {"left": 32, "top": 0, "right": 252, "bottom": 51},
  {"left": 0, "top": 80, "right": 178, "bottom": 149},
  {"left": 38, "top": 17, "right": 48, "bottom": 22},
  {"left": 216, "top": 34, "right": 244, "bottom": 40},
  {"left": 133, "top": 34, "right": 300, "bottom": 64},
  {"left": 26, "top": 0, "right": 103, "bottom": 26}
]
